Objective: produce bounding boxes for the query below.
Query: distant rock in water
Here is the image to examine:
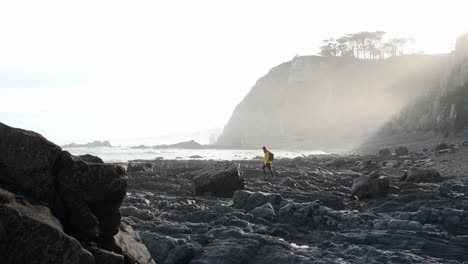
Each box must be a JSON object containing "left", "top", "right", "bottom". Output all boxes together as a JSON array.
[
  {"left": 63, "top": 140, "right": 112, "bottom": 148},
  {"left": 0, "top": 122, "right": 153, "bottom": 264},
  {"left": 153, "top": 139, "right": 203, "bottom": 149}
]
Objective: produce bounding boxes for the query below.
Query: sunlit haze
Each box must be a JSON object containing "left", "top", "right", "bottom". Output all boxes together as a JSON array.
[{"left": 1, "top": 0, "right": 467, "bottom": 145}]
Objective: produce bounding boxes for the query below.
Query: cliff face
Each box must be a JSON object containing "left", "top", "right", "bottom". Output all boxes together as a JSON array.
[
  {"left": 217, "top": 52, "right": 450, "bottom": 150},
  {"left": 362, "top": 33, "right": 468, "bottom": 150}
]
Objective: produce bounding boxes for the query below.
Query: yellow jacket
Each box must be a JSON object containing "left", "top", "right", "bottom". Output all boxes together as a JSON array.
[{"left": 264, "top": 151, "right": 272, "bottom": 164}]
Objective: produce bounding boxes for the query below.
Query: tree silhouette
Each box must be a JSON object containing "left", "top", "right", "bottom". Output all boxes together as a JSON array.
[{"left": 318, "top": 31, "right": 415, "bottom": 59}]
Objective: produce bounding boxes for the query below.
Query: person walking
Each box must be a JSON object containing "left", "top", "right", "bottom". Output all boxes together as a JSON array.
[{"left": 262, "top": 146, "right": 274, "bottom": 178}]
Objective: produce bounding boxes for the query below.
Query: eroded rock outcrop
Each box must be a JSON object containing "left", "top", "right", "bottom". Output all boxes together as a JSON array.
[{"left": 0, "top": 122, "right": 152, "bottom": 264}]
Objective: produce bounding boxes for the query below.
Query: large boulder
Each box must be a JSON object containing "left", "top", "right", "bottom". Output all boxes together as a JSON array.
[
  {"left": 351, "top": 172, "right": 390, "bottom": 199},
  {"left": 0, "top": 123, "right": 62, "bottom": 205},
  {"left": 192, "top": 162, "right": 244, "bottom": 198},
  {"left": 0, "top": 188, "right": 94, "bottom": 264},
  {"left": 0, "top": 122, "right": 151, "bottom": 264},
  {"left": 404, "top": 168, "right": 442, "bottom": 183},
  {"left": 378, "top": 148, "right": 391, "bottom": 157},
  {"left": 395, "top": 146, "right": 409, "bottom": 156}
]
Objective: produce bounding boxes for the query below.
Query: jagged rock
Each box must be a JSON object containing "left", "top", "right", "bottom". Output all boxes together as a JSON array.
[
  {"left": 140, "top": 232, "right": 178, "bottom": 264},
  {"left": 395, "top": 146, "right": 409, "bottom": 156},
  {"left": 121, "top": 206, "right": 156, "bottom": 221},
  {"left": 0, "top": 122, "right": 62, "bottom": 205},
  {"left": 233, "top": 190, "right": 283, "bottom": 211},
  {"left": 405, "top": 168, "right": 442, "bottom": 183},
  {"left": 232, "top": 190, "right": 253, "bottom": 209},
  {"left": 78, "top": 154, "right": 104, "bottom": 163},
  {"left": 378, "top": 148, "right": 391, "bottom": 157},
  {"left": 115, "top": 223, "right": 155, "bottom": 264},
  {"left": 351, "top": 172, "right": 389, "bottom": 199},
  {"left": 0, "top": 188, "right": 94, "bottom": 264},
  {"left": 252, "top": 203, "right": 276, "bottom": 221},
  {"left": 0, "top": 122, "right": 153, "bottom": 264},
  {"left": 192, "top": 162, "right": 244, "bottom": 198}
]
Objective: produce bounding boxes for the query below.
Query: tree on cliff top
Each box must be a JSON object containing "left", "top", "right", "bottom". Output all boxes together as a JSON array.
[{"left": 319, "top": 31, "right": 414, "bottom": 59}]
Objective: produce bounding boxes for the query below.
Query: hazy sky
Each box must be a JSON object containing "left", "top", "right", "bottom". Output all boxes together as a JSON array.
[{"left": 1, "top": 0, "right": 467, "bottom": 144}]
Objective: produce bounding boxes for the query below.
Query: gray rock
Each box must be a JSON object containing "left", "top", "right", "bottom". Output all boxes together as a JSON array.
[
  {"left": 395, "top": 146, "right": 409, "bottom": 156},
  {"left": 140, "top": 232, "right": 177, "bottom": 264},
  {"left": 115, "top": 223, "right": 155, "bottom": 264},
  {"left": 232, "top": 190, "right": 253, "bottom": 209},
  {"left": 245, "top": 192, "right": 268, "bottom": 210},
  {"left": 406, "top": 168, "right": 442, "bottom": 183},
  {"left": 252, "top": 203, "right": 276, "bottom": 221},
  {"left": 351, "top": 173, "right": 390, "bottom": 199},
  {"left": 378, "top": 148, "right": 391, "bottom": 157},
  {"left": 192, "top": 162, "right": 244, "bottom": 198}
]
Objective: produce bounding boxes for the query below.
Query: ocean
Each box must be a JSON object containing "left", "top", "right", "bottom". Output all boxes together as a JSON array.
[{"left": 63, "top": 147, "right": 326, "bottom": 163}]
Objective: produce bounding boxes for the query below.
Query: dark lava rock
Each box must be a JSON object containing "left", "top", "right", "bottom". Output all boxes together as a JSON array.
[
  {"left": 351, "top": 172, "right": 390, "bottom": 199},
  {"left": 0, "top": 188, "right": 95, "bottom": 264},
  {"left": 325, "top": 157, "right": 347, "bottom": 167},
  {"left": 233, "top": 190, "right": 283, "bottom": 211},
  {"left": 0, "top": 122, "right": 151, "bottom": 264},
  {"left": 395, "top": 146, "right": 409, "bottom": 156},
  {"left": 378, "top": 148, "right": 391, "bottom": 157},
  {"left": 192, "top": 162, "right": 244, "bottom": 198},
  {"left": 405, "top": 168, "right": 442, "bottom": 183},
  {"left": 434, "top": 142, "right": 450, "bottom": 152},
  {"left": 78, "top": 154, "right": 104, "bottom": 163}
]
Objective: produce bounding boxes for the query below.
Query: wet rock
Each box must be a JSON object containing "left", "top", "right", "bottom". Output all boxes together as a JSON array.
[
  {"left": 395, "top": 146, "right": 409, "bottom": 156},
  {"left": 192, "top": 162, "right": 244, "bottom": 198},
  {"left": 351, "top": 172, "right": 389, "bottom": 199},
  {"left": 252, "top": 203, "right": 276, "bottom": 221},
  {"left": 405, "top": 168, "right": 442, "bottom": 183}
]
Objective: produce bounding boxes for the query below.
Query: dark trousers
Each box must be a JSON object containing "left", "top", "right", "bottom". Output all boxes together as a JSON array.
[{"left": 262, "top": 163, "right": 274, "bottom": 177}]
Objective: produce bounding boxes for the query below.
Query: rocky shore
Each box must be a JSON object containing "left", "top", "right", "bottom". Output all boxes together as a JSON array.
[
  {"left": 121, "top": 141, "right": 468, "bottom": 263},
  {"left": 2, "top": 122, "right": 468, "bottom": 263}
]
